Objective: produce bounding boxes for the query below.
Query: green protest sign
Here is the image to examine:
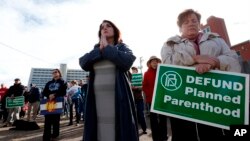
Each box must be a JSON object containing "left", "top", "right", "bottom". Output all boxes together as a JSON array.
[
  {"left": 151, "top": 64, "right": 249, "bottom": 130},
  {"left": 131, "top": 73, "right": 143, "bottom": 87},
  {"left": 6, "top": 96, "right": 24, "bottom": 108}
]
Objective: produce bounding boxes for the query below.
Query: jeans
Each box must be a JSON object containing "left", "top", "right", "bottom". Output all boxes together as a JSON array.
[
  {"left": 69, "top": 98, "right": 80, "bottom": 124},
  {"left": 64, "top": 100, "right": 69, "bottom": 117},
  {"left": 79, "top": 94, "right": 85, "bottom": 119},
  {"left": 135, "top": 99, "right": 147, "bottom": 131}
]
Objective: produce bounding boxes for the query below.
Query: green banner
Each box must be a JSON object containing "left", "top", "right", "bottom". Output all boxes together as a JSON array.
[
  {"left": 151, "top": 64, "right": 249, "bottom": 129},
  {"left": 131, "top": 73, "right": 143, "bottom": 87},
  {"left": 6, "top": 96, "right": 24, "bottom": 108}
]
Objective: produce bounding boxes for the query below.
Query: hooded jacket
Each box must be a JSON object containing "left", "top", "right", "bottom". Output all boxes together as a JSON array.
[{"left": 79, "top": 43, "right": 139, "bottom": 141}]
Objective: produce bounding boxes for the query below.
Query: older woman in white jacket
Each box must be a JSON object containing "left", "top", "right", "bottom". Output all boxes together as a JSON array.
[{"left": 161, "top": 9, "right": 241, "bottom": 141}]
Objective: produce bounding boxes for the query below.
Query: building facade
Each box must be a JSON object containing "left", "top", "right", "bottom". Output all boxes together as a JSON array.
[
  {"left": 28, "top": 64, "right": 88, "bottom": 89},
  {"left": 201, "top": 15, "right": 249, "bottom": 91},
  {"left": 201, "top": 16, "right": 231, "bottom": 47},
  {"left": 231, "top": 40, "right": 250, "bottom": 62}
]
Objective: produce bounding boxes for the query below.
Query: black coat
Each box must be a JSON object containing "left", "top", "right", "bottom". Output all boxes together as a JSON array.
[
  {"left": 28, "top": 87, "right": 40, "bottom": 103},
  {"left": 6, "top": 83, "right": 24, "bottom": 97},
  {"left": 79, "top": 43, "right": 139, "bottom": 141}
]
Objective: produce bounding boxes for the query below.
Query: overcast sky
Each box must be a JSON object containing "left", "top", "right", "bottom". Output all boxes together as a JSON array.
[{"left": 0, "top": 0, "right": 249, "bottom": 87}]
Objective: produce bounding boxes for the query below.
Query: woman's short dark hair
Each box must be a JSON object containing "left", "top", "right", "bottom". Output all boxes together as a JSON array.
[
  {"left": 53, "top": 69, "right": 62, "bottom": 77},
  {"left": 177, "top": 9, "right": 201, "bottom": 28},
  {"left": 98, "top": 20, "right": 122, "bottom": 45}
]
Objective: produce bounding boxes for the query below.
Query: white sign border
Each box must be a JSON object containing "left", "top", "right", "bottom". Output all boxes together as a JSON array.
[{"left": 151, "top": 64, "right": 249, "bottom": 130}]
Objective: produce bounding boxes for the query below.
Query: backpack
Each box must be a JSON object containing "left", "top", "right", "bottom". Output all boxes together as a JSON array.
[
  {"left": 71, "top": 88, "right": 81, "bottom": 100},
  {"left": 11, "top": 120, "right": 40, "bottom": 130}
]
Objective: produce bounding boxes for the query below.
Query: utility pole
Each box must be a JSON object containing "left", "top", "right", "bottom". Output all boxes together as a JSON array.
[{"left": 139, "top": 56, "right": 143, "bottom": 74}]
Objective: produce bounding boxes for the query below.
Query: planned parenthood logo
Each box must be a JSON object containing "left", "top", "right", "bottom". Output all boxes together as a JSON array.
[{"left": 160, "top": 71, "right": 182, "bottom": 91}]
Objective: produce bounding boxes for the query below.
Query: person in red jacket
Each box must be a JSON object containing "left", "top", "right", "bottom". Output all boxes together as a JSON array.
[
  {"left": 0, "top": 83, "right": 8, "bottom": 121},
  {"left": 0, "top": 83, "right": 8, "bottom": 98},
  {"left": 142, "top": 56, "right": 168, "bottom": 141}
]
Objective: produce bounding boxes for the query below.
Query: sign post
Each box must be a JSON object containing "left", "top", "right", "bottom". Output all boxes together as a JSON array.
[{"left": 151, "top": 64, "right": 249, "bottom": 130}]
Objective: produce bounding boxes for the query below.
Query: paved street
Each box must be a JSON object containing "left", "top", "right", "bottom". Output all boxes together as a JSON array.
[{"left": 0, "top": 115, "right": 170, "bottom": 141}]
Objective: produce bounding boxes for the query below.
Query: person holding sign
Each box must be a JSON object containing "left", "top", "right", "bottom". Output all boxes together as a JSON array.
[
  {"left": 161, "top": 9, "right": 241, "bottom": 141},
  {"left": 131, "top": 66, "right": 147, "bottom": 134},
  {"left": 42, "top": 69, "right": 67, "bottom": 141},
  {"left": 3, "top": 78, "right": 24, "bottom": 127},
  {"left": 142, "top": 56, "right": 168, "bottom": 141},
  {"left": 79, "top": 20, "right": 138, "bottom": 141}
]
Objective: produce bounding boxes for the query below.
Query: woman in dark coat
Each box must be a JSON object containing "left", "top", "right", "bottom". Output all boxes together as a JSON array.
[{"left": 79, "top": 20, "right": 138, "bottom": 141}]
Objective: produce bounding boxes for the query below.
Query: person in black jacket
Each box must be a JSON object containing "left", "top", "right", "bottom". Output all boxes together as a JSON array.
[
  {"left": 79, "top": 76, "right": 89, "bottom": 120},
  {"left": 42, "top": 69, "right": 67, "bottom": 141},
  {"left": 3, "top": 78, "right": 24, "bottom": 127},
  {"left": 27, "top": 83, "right": 40, "bottom": 121}
]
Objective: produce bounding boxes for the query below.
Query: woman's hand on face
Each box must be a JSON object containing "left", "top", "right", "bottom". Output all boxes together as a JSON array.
[
  {"left": 193, "top": 55, "right": 219, "bottom": 69},
  {"left": 195, "top": 63, "right": 212, "bottom": 74}
]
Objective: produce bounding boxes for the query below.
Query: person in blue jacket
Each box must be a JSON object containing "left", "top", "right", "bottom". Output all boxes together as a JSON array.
[{"left": 79, "top": 20, "right": 139, "bottom": 141}]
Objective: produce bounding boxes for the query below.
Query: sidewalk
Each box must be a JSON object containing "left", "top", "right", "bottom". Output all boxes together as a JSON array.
[{"left": 0, "top": 115, "right": 171, "bottom": 141}]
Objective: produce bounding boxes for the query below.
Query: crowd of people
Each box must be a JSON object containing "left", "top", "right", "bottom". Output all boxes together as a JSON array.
[
  {"left": 0, "top": 72, "right": 89, "bottom": 141},
  {"left": 0, "top": 8, "right": 245, "bottom": 141},
  {"left": 0, "top": 79, "right": 46, "bottom": 125},
  {"left": 78, "top": 8, "right": 242, "bottom": 141}
]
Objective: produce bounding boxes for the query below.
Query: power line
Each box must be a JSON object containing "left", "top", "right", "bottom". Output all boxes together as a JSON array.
[{"left": 0, "top": 41, "right": 55, "bottom": 66}]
